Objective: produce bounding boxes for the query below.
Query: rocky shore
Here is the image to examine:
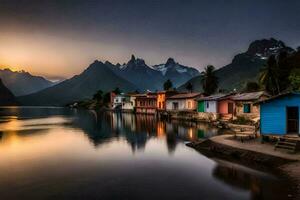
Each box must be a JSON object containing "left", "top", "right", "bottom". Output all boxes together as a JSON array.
[{"left": 187, "top": 136, "right": 300, "bottom": 199}]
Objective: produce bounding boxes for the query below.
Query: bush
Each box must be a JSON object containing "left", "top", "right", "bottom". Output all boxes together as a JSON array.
[{"left": 231, "top": 116, "right": 254, "bottom": 125}]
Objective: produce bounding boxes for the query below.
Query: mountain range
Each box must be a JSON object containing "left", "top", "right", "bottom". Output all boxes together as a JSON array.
[
  {"left": 107, "top": 55, "right": 199, "bottom": 90},
  {"left": 18, "top": 56, "right": 199, "bottom": 106},
  {"left": 179, "top": 38, "right": 295, "bottom": 92},
  {"left": 0, "top": 69, "right": 55, "bottom": 96},
  {"left": 0, "top": 78, "right": 17, "bottom": 106},
  {"left": 13, "top": 38, "right": 297, "bottom": 106}
]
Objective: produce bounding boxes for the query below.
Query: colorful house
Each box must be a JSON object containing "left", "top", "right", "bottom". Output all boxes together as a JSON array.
[
  {"left": 197, "top": 94, "right": 232, "bottom": 121},
  {"left": 217, "top": 95, "right": 236, "bottom": 120},
  {"left": 231, "top": 91, "right": 270, "bottom": 120},
  {"left": 259, "top": 92, "right": 300, "bottom": 136},
  {"left": 121, "top": 94, "right": 136, "bottom": 112},
  {"left": 166, "top": 93, "right": 202, "bottom": 112},
  {"left": 134, "top": 92, "right": 157, "bottom": 114},
  {"left": 197, "top": 94, "right": 231, "bottom": 113},
  {"left": 157, "top": 90, "right": 178, "bottom": 111}
]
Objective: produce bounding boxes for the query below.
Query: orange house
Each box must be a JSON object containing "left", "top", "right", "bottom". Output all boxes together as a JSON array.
[
  {"left": 157, "top": 91, "right": 178, "bottom": 111},
  {"left": 217, "top": 96, "right": 235, "bottom": 120}
]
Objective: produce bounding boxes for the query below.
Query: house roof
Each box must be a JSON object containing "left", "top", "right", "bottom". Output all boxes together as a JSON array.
[
  {"left": 156, "top": 90, "right": 178, "bottom": 94},
  {"left": 133, "top": 92, "right": 157, "bottom": 99},
  {"left": 197, "top": 93, "right": 232, "bottom": 101},
  {"left": 231, "top": 91, "right": 269, "bottom": 101},
  {"left": 256, "top": 92, "right": 300, "bottom": 104},
  {"left": 168, "top": 92, "right": 202, "bottom": 99}
]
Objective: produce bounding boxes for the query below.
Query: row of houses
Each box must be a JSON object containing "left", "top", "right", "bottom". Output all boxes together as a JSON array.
[
  {"left": 111, "top": 91, "right": 300, "bottom": 136},
  {"left": 111, "top": 91, "right": 269, "bottom": 120}
]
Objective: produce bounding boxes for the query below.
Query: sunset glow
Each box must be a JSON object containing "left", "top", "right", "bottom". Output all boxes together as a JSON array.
[{"left": 0, "top": 1, "right": 299, "bottom": 80}]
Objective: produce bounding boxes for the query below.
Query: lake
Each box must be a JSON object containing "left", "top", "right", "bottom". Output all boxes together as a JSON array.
[{"left": 0, "top": 107, "right": 293, "bottom": 200}]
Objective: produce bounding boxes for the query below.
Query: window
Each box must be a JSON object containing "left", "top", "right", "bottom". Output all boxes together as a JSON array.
[
  {"left": 173, "top": 102, "right": 179, "bottom": 110},
  {"left": 188, "top": 101, "right": 191, "bottom": 109},
  {"left": 206, "top": 102, "right": 209, "bottom": 108},
  {"left": 243, "top": 104, "right": 251, "bottom": 113}
]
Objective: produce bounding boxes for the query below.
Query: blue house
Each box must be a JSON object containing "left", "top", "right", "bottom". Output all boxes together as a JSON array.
[{"left": 259, "top": 92, "right": 300, "bottom": 136}]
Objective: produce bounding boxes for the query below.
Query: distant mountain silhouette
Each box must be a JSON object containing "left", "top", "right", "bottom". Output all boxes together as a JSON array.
[
  {"left": 152, "top": 57, "right": 199, "bottom": 87},
  {"left": 0, "top": 78, "right": 17, "bottom": 105},
  {"left": 179, "top": 38, "right": 295, "bottom": 92},
  {"left": 106, "top": 55, "right": 165, "bottom": 90},
  {"left": 18, "top": 60, "right": 138, "bottom": 106},
  {"left": 107, "top": 55, "right": 199, "bottom": 90},
  {"left": 18, "top": 38, "right": 294, "bottom": 106},
  {"left": 0, "top": 69, "right": 55, "bottom": 96}
]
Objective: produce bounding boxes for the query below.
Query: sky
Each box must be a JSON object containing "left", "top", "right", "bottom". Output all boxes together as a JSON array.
[{"left": 0, "top": 0, "right": 300, "bottom": 80}]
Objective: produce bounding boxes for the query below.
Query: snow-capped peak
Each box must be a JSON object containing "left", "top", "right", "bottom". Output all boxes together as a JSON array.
[{"left": 152, "top": 58, "right": 198, "bottom": 76}]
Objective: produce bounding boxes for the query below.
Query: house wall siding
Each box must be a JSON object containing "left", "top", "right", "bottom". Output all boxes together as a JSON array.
[
  {"left": 205, "top": 101, "right": 217, "bottom": 113},
  {"left": 218, "top": 100, "right": 235, "bottom": 114},
  {"left": 166, "top": 99, "right": 197, "bottom": 111},
  {"left": 260, "top": 94, "right": 300, "bottom": 135}
]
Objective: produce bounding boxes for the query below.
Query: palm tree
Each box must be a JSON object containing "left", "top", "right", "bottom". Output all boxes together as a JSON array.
[
  {"left": 201, "top": 65, "right": 218, "bottom": 95},
  {"left": 259, "top": 55, "right": 280, "bottom": 95}
]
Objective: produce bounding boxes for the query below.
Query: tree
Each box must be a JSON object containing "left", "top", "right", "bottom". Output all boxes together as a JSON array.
[
  {"left": 289, "top": 69, "right": 300, "bottom": 91},
  {"left": 113, "top": 87, "right": 122, "bottom": 95},
  {"left": 259, "top": 55, "right": 280, "bottom": 95},
  {"left": 163, "top": 79, "right": 173, "bottom": 91},
  {"left": 103, "top": 92, "right": 111, "bottom": 106},
  {"left": 244, "top": 81, "right": 260, "bottom": 92},
  {"left": 93, "top": 90, "right": 103, "bottom": 101},
  {"left": 201, "top": 65, "right": 218, "bottom": 95},
  {"left": 277, "top": 51, "right": 291, "bottom": 91},
  {"left": 185, "top": 82, "right": 193, "bottom": 93}
]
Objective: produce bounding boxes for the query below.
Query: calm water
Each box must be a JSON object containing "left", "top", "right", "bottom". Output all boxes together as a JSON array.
[{"left": 0, "top": 107, "right": 292, "bottom": 200}]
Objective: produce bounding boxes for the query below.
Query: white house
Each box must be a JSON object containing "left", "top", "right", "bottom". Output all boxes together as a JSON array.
[
  {"left": 113, "top": 94, "right": 126, "bottom": 109},
  {"left": 122, "top": 95, "right": 136, "bottom": 112},
  {"left": 166, "top": 93, "right": 202, "bottom": 111}
]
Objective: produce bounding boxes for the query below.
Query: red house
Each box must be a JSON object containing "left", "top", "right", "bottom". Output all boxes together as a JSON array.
[{"left": 134, "top": 92, "right": 157, "bottom": 114}]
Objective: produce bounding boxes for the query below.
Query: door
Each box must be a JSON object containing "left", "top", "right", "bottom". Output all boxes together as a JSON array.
[
  {"left": 198, "top": 101, "right": 205, "bottom": 112},
  {"left": 228, "top": 102, "right": 234, "bottom": 114},
  {"left": 287, "top": 107, "right": 299, "bottom": 133}
]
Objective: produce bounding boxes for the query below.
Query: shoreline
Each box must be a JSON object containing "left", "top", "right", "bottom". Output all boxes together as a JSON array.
[{"left": 187, "top": 135, "right": 300, "bottom": 199}]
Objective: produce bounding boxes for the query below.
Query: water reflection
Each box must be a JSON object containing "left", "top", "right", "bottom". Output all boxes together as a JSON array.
[
  {"left": 212, "top": 160, "right": 291, "bottom": 200},
  {"left": 79, "top": 112, "right": 221, "bottom": 154},
  {"left": 0, "top": 107, "right": 293, "bottom": 200}
]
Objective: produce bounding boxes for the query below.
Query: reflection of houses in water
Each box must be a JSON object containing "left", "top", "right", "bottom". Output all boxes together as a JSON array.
[
  {"left": 72, "top": 111, "right": 223, "bottom": 154},
  {"left": 135, "top": 114, "right": 157, "bottom": 136},
  {"left": 195, "top": 123, "right": 219, "bottom": 139},
  {"left": 119, "top": 113, "right": 136, "bottom": 132},
  {"left": 110, "top": 112, "right": 122, "bottom": 133},
  {"left": 156, "top": 121, "right": 166, "bottom": 138},
  {"left": 110, "top": 113, "right": 154, "bottom": 152},
  {"left": 165, "top": 120, "right": 220, "bottom": 142},
  {"left": 165, "top": 122, "right": 179, "bottom": 154}
]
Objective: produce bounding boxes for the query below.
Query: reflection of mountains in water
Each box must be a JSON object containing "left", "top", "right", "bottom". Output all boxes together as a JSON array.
[
  {"left": 0, "top": 108, "right": 223, "bottom": 153},
  {"left": 70, "top": 112, "right": 222, "bottom": 153},
  {"left": 212, "top": 160, "right": 292, "bottom": 200},
  {"left": 0, "top": 107, "right": 75, "bottom": 119}
]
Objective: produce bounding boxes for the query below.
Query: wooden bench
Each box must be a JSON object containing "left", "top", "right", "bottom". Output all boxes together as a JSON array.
[{"left": 234, "top": 131, "right": 257, "bottom": 143}]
